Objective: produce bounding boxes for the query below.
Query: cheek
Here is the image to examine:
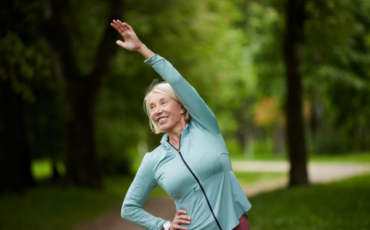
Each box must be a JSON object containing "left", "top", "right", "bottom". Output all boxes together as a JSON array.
[
  {"left": 150, "top": 112, "right": 156, "bottom": 122},
  {"left": 170, "top": 106, "right": 183, "bottom": 119}
]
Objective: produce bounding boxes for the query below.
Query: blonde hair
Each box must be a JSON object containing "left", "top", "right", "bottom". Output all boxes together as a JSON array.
[{"left": 144, "top": 81, "right": 190, "bottom": 134}]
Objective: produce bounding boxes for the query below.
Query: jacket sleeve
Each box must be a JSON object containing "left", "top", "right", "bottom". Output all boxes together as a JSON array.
[
  {"left": 121, "top": 153, "right": 166, "bottom": 230},
  {"left": 145, "top": 54, "right": 220, "bottom": 135}
]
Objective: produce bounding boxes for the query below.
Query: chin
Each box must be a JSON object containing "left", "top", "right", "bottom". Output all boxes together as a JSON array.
[
  {"left": 159, "top": 126, "right": 170, "bottom": 132},
  {"left": 158, "top": 123, "right": 173, "bottom": 132}
]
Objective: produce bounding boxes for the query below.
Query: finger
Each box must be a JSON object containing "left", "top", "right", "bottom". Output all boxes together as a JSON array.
[
  {"left": 116, "top": 40, "right": 126, "bottom": 48},
  {"left": 172, "top": 224, "right": 188, "bottom": 230},
  {"left": 178, "top": 215, "right": 192, "bottom": 221},
  {"left": 122, "top": 23, "right": 132, "bottom": 32},
  {"left": 112, "top": 20, "right": 120, "bottom": 27},
  {"left": 110, "top": 23, "right": 120, "bottom": 32},
  {"left": 117, "top": 20, "right": 127, "bottom": 30},
  {"left": 118, "top": 20, "right": 132, "bottom": 32},
  {"left": 173, "top": 216, "right": 191, "bottom": 224},
  {"left": 111, "top": 21, "right": 125, "bottom": 34},
  {"left": 113, "top": 20, "right": 126, "bottom": 33},
  {"left": 176, "top": 210, "right": 188, "bottom": 216},
  {"left": 126, "top": 23, "right": 133, "bottom": 30},
  {"left": 175, "top": 219, "right": 191, "bottom": 225}
]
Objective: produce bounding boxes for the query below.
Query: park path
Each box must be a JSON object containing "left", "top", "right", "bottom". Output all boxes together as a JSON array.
[{"left": 73, "top": 161, "right": 370, "bottom": 230}]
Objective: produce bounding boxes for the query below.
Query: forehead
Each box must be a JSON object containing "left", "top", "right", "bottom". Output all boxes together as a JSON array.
[{"left": 149, "top": 92, "right": 173, "bottom": 104}]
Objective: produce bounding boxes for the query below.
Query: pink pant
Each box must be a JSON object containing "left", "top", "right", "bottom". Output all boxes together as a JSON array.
[{"left": 232, "top": 214, "right": 250, "bottom": 230}]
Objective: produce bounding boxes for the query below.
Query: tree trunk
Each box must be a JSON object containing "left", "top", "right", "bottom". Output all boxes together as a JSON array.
[
  {"left": 43, "top": 0, "right": 124, "bottom": 188},
  {"left": 0, "top": 78, "right": 35, "bottom": 194},
  {"left": 51, "top": 160, "right": 61, "bottom": 181},
  {"left": 283, "top": 0, "right": 309, "bottom": 186},
  {"left": 273, "top": 121, "right": 285, "bottom": 155},
  {"left": 309, "top": 86, "right": 322, "bottom": 134},
  {"left": 65, "top": 86, "right": 102, "bottom": 187}
]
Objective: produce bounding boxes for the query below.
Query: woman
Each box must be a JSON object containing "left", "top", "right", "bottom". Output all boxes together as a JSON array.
[{"left": 111, "top": 20, "right": 251, "bottom": 230}]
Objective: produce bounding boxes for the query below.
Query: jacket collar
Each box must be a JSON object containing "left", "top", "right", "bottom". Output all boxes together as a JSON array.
[{"left": 160, "top": 122, "right": 190, "bottom": 147}]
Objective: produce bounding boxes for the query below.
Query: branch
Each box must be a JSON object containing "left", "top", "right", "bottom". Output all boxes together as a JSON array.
[
  {"left": 90, "top": 0, "right": 124, "bottom": 90},
  {"left": 43, "top": 0, "right": 81, "bottom": 80}
]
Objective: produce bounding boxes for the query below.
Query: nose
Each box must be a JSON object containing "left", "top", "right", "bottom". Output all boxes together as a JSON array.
[{"left": 154, "top": 106, "right": 162, "bottom": 114}]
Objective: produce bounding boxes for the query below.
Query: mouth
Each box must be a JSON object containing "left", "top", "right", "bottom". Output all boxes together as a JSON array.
[{"left": 157, "top": 117, "right": 168, "bottom": 124}]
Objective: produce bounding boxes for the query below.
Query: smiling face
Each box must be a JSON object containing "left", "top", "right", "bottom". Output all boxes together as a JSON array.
[{"left": 149, "top": 92, "right": 186, "bottom": 133}]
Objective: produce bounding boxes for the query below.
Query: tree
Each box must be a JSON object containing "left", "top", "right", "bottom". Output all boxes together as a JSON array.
[
  {"left": 0, "top": 78, "right": 35, "bottom": 194},
  {"left": 283, "top": 0, "right": 309, "bottom": 186},
  {"left": 42, "top": 0, "right": 124, "bottom": 188},
  {"left": 303, "top": 0, "right": 370, "bottom": 153},
  {"left": 0, "top": 0, "right": 48, "bottom": 193}
]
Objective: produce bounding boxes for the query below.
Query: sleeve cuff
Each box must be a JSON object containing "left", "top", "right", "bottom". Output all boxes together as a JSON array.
[
  {"left": 144, "top": 54, "right": 163, "bottom": 66},
  {"left": 156, "top": 218, "right": 167, "bottom": 230}
]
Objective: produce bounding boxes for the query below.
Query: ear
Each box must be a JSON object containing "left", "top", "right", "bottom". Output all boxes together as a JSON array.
[{"left": 180, "top": 104, "right": 186, "bottom": 115}]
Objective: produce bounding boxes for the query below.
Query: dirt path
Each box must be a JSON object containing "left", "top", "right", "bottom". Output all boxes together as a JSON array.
[
  {"left": 73, "top": 161, "right": 370, "bottom": 230},
  {"left": 73, "top": 197, "right": 176, "bottom": 230}
]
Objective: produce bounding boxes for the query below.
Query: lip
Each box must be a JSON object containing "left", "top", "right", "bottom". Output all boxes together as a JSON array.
[{"left": 157, "top": 116, "right": 168, "bottom": 124}]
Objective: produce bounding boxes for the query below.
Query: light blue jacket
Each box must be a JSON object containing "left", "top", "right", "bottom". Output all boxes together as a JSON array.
[{"left": 121, "top": 54, "right": 251, "bottom": 230}]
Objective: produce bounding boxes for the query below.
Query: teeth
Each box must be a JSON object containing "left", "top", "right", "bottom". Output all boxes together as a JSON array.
[{"left": 159, "top": 117, "right": 168, "bottom": 122}]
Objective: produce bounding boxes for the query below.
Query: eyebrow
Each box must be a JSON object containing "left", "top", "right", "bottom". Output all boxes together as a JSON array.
[{"left": 149, "top": 98, "right": 168, "bottom": 106}]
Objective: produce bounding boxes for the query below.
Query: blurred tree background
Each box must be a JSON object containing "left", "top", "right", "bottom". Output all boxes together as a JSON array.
[{"left": 1, "top": 0, "right": 370, "bottom": 193}]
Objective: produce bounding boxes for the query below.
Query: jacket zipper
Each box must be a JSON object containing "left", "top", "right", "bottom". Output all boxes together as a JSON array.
[{"left": 167, "top": 136, "right": 222, "bottom": 230}]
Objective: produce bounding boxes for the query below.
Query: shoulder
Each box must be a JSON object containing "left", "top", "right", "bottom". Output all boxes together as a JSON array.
[
  {"left": 145, "top": 144, "right": 166, "bottom": 161},
  {"left": 188, "top": 120, "right": 211, "bottom": 134},
  {"left": 148, "top": 144, "right": 165, "bottom": 154}
]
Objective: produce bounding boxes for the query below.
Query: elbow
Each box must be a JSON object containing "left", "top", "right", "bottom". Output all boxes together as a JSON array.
[
  {"left": 121, "top": 203, "right": 140, "bottom": 221},
  {"left": 121, "top": 204, "right": 130, "bottom": 220}
]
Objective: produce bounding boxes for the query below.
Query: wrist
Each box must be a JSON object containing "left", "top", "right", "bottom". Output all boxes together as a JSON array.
[
  {"left": 163, "top": 221, "right": 171, "bottom": 230},
  {"left": 136, "top": 43, "right": 146, "bottom": 53},
  {"left": 137, "top": 43, "right": 155, "bottom": 60}
]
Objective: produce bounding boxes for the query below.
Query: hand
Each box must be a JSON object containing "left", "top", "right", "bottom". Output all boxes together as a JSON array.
[
  {"left": 170, "top": 210, "right": 191, "bottom": 230},
  {"left": 111, "top": 20, "right": 143, "bottom": 51}
]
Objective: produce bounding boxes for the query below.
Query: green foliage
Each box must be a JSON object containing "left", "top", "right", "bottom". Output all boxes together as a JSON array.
[
  {"left": 234, "top": 0, "right": 370, "bottom": 154},
  {"left": 301, "top": 0, "right": 370, "bottom": 152},
  {"left": 230, "top": 151, "right": 370, "bottom": 162},
  {"left": 31, "top": 159, "right": 65, "bottom": 180},
  {"left": 64, "top": 0, "right": 110, "bottom": 75},
  {"left": 248, "top": 173, "right": 370, "bottom": 230},
  {"left": 0, "top": 178, "right": 130, "bottom": 230},
  {"left": 3, "top": 0, "right": 370, "bottom": 188},
  {"left": 309, "top": 152, "right": 370, "bottom": 162},
  {"left": 0, "top": 33, "right": 52, "bottom": 103},
  {"left": 1, "top": 1, "right": 67, "bottom": 163},
  {"left": 235, "top": 171, "right": 286, "bottom": 186},
  {"left": 226, "top": 138, "right": 244, "bottom": 155}
]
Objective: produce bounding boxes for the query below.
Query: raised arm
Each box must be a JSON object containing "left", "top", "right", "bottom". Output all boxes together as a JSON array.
[
  {"left": 145, "top": 55, "right": 220, "bottom": 134},
  {"left": 111, "top": 20, "right": 220, "bottom": 134},
  {"left": 121, "top": 154, "right": 167, "bottom": 229}
]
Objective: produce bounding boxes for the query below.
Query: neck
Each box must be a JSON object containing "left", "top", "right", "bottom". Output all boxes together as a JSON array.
[{"left": 167, "top": 121, "right": 186, "bottom": 149}]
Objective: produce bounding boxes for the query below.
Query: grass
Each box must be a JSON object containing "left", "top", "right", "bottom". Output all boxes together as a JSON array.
[
  {"left": 0, "top": 178, "right": 124, "bottom": 230},
  {"left": 2, "top": 173, "right": 367, "bottom": 230},
  {"left": 229, "top": 152, "right": 370, "bottom": 163},
  {"left": 0, "top": 176, "right": 167, "bottom": 230},
  {"left": 309, "top": 153, "right": 370, "bottom": 163},
  {"left": 234, "top": 172, "right": 286, "bottom": 187},
  {"left": 230, "top": 152, "right": 288, "bottom": 161},
  {"left": 0, "top": 159, "right": 284, "bottom": 230},
  {"left": 248, "top": 173, "right": 370, "bottom": 230},
  {"left": 2, "top": 156, "right": 368, "bottom": 230}
]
